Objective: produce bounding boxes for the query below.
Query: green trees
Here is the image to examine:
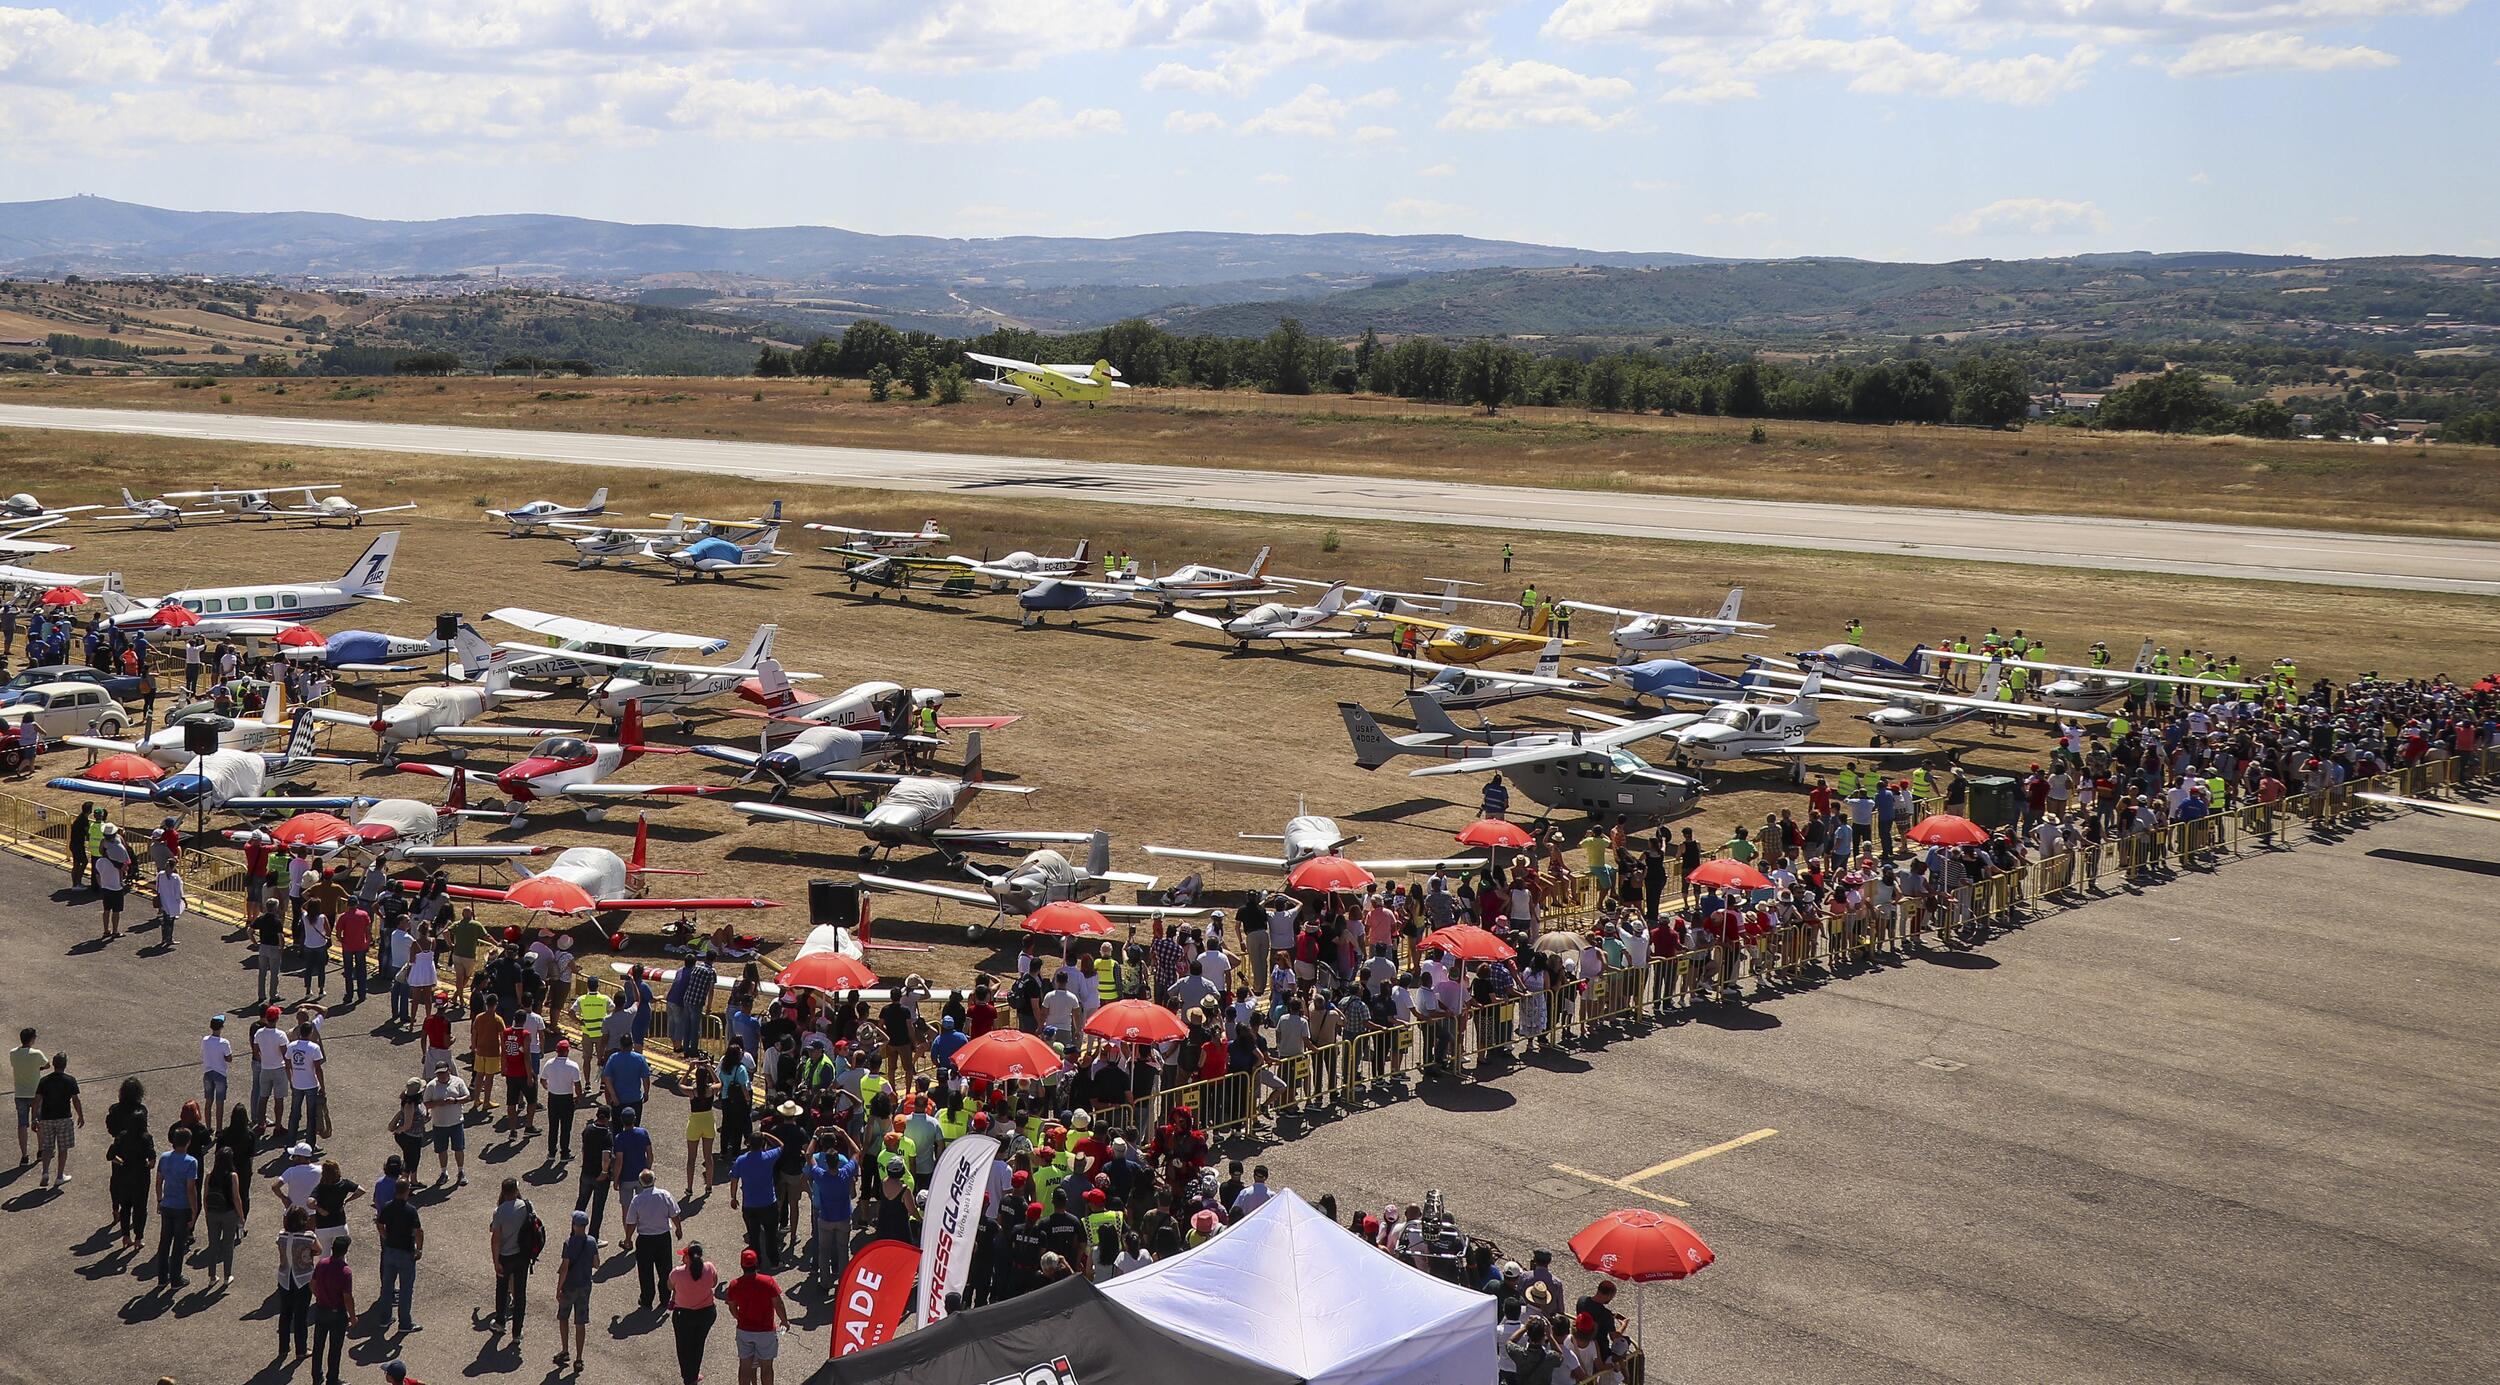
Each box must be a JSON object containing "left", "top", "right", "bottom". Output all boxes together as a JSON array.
[
  {"left": 755, "top": 346, "right": 794, "bottom": 378},
  {"left": 2095, "top": 369, "right": 2230, "bottom": 433},
  {"left": 1261, "top": 318, "right": 1319, "bottom": 395},
  {"left": 866, "top": 363, "right": 894, "bottom": 402},
  {"left": 2230, "top": 399, "right": 2295, "bottom": 439},
  {"left": 933, "top": 365, "right": 966, "bottom": 405},
  {"left": 1457, "top": 339, "right": 1527, "bottom": 412},
  {"left": 1949, "top": 356, "right": 2032, "bottom": 428}
]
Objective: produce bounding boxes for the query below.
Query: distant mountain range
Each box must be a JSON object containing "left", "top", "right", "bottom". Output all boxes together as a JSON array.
[{"left": 0, "top": 195, "right": 1716, "bottom": 285}]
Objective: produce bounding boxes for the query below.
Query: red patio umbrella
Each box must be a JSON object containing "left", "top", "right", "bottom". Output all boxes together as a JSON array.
[
  {"left": 1082, "top": 999, "right": 1188, "bottom": 1045},
  {"left": 38, "top": 585, "right": 87, "bottom": 607},
  {"left": 1569, "top": 1208, "right": 1716, "bottom": 1282},
  {"left": 1906, "top": 813, "right": 1989, "bottom": 847},
  {"left": 1685, "top": 858, "right": 1771, "bottom": 891},
  {"left": 147, "top": 603, "right": 201, "bottom": 629},
  {"left": 1455, "top": 817, "right": 1534, "bottom": 849},
  {"left": 1418, "top": 922, "right": 1517, "bottom": 962},
  {"left": 1286, "top": 854, "right": 1375, "bottom": 893},
  {"left": 84, "top": 753, "right": 165, "bottom": 784},
  {"left": 1022, "top": 902, "right": 1115, "bottom": 937},
  {"left": 951, "top": 1028, "right": 1065, "bottom": 1081},
  {"left": 777, "top": 951, "right": 879, "bottom": 993},
  {"left": 272, "top": 625, "right": 327, "bottom": 649}
]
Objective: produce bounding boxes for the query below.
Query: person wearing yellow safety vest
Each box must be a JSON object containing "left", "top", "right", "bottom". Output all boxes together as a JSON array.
[
  {"left": 1834, "top": 764, "right": 1860, "bottom": 798},
  {"left": 1991, "top": 670, "right": 2017, "bottom": 736},
  {"left": 1844, "top": 618, "right": 1863, "bottom": 646},
  {"left": 1080, "top": 1187, "right": 1123, "bottom": 1272},
  {"left": 2089, "top": 641, "right": 2110, "bottom": 669},
  {"left": 1909, "top": 765, "right": 1934, "bottom": 810},
  {"left": 570, "top": 988, "right": 611, "bottom": 1063},
  {"left": 1517, "top": 585, "right": 1539, "bottom": 630}
]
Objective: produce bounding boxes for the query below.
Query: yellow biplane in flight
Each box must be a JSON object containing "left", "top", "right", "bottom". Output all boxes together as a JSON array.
[{"left": 966, "top": 353, "right": 1131, "bottom": 407}]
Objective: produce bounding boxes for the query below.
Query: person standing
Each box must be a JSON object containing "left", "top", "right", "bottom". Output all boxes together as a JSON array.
[
  {"left": 806, "top": 1128, "right": 860, "bottom": 1288},
  {"left": 725, "top": 1246, "right": 791, "bottom": 1385},
  {"left": 666, "top": 1243, "right": 719, "bottom": 1385},
  {"left": 66, "top": 803, "right": 93, "bottom": 890},
  {"left": 33, "top": 1049, "right": 81, "bottom": 1188},
  {"left": 273, "top": 1207, "right": 320, "bottom": 1364},
  {"left": 13, "top": 1026, "right": 46, "bottom": 1168},
  {"left": 201, "top": 1133, "right": 247, "bottom": 1290},
  {"left": 539, "top": 1038, "right": 583, "bottom": 1163},
  {"left": 337, "top": 903, "right": 372, "bottom": 1005},
  {"left": 421, "top": 1061, "right": 469, "bottom": 1187},
  {"left": 575, "top": 1105, "right": 615, "bottom": 1237},
  {"left": 253, "top": 900, "right": 288, "bottom": 1007},
  {"left": 151, "top": 1127, "right": 202, "bottom": 1289},
  {"left": 372, "top": 1173, "right": 423, "bottom": 1335},
  {"left": 552, "top": 1208, "right": 598, "bottom": 1372},
  {"left": 307, "top": 1233, "right": 357, "bottom": 1385},
  {"left": 728, "top": 1130, "right": 780, "bottom": 1270},
  {"left": 283, "top": 1021, "right": 327, "bottom": 1143},
  {"left": 612, "top": 1107, "right": 653, "bottom": 1225},
  {"left": 487, "top": 1177, "right": 539, "bottom": 1344},
  {"left": 94, "top": 823, "right": 133, "bottom": 939},
  {"left": 625, "top": 1169, "right": 685, "bottom": 1312},
  {"left": 198, "top": 1015, "right": 234, "bottom": 1128}
]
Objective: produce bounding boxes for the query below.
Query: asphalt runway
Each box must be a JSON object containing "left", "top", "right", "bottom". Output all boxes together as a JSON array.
[
  {"left": 3, "top": 403, "right": 2496, "bottom": 597},
  {"left": 0, "top": 810, "right": 2494, "bottom": 1384}
]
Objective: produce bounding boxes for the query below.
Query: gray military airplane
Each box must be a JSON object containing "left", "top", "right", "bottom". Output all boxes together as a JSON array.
[
  {"left": 858, "top": 830, "right": 1219, "bottom": 921},
  {"left": 1338, "top": 699, "right": 1705, "bottom": 820}
]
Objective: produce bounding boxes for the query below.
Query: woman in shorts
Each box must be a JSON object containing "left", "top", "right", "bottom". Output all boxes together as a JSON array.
[{"left": 683, "top": 1057, "right": 718, "bottom": 1200}]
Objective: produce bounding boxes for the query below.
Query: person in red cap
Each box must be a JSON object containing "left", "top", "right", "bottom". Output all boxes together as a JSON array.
[{"left": 723, "top": 1245, "right": 789, "bottom": 1385}]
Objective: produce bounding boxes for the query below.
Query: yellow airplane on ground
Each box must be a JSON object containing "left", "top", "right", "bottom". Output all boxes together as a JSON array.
[
  {"left": 1391, "top": 606, "right": 1583, "bottom": 666},
  {"left": 966, "top": 352, "right": 1131, "bottom": 407}
]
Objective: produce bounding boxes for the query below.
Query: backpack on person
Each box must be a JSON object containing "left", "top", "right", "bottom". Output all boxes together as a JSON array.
[{"left": 517, "top": 1202, "right": 546, "bottom": 1262}]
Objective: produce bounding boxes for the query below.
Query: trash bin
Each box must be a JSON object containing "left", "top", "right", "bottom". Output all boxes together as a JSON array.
[{"left": 1965, "top": 774, "right": 2023, "bottom": 830}]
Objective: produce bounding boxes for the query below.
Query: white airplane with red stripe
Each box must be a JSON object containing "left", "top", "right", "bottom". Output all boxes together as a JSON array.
[
  {"left": 432, "top": 816, "right": 779, "bottom": 917},
  {"left": 393, "top": 700, "right": 734, "bottom": 819}
]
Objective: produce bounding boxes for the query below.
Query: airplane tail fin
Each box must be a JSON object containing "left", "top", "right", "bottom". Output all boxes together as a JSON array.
[
  {"left": 737, "top": 624, "right": 778, "bottom": 670},
  {"left": 1532, "top": 635, "right": 1564, "bottom": 679},
  {"left": 962, "top": 730, "right": 983, "bottom": 783},
  {"left": 1977, "top": 661, "right": 2002, "bottom": 700},
  {"left": 97, "top": 576, "right": 136, "bottom": 618},
  {"left": 453, "top": 624, "right": 496, "bottom": 681},
  {"left": 1092, "top": 358, "right": 1115, "bottom": 385},
  {"left": 1314, "top": 582, "right": 1348, "bottom": 616},
  {"left": 1907, "top": 642, "right": 1931, "bottom": 678},
  {"left": 753, "top": 658, "right": 795, "bottom": 711},
  {"left": 2132, "top": 638, "right": 2155, "bottom": 675},
  {"left": 121, "top": 488, "right": 140, "bottom": 509},
  {"left": 280, "top": 712, "right": 318, "bottom": 766},
  {"left": 339, "top": 530, "right": 401, "bottom": 596},
  {"left": 1436, "top": 580, "right": 1463, "bottom": 616},
  {"left": 620, "top": 699, "right": 645, "bottom": 750},
  {"left": 1797, "top": 671, "right": 1824, "bottom": 702},
  {"left": 743, "top": 525, "right": 783, "bottom": 559},
  {"left": 1526, "top": 604, "right": 1550, "bottom": 636},
  {"left": 263, "top": 679, "right": 287, "bottom": 727},
  {"left": 1716, "top": 587, "right": 1744, "bottom": 622},
  {"left": 1408, "top": 695, "right": 1473, "bottom": 742},
  {"left": 1067, "top": 538, "right": 1090, "bottom": 565},
  {"left": 919, "top": 519, "right": 940, "bottom": 537},
  {"left": 1245, "top": 545, "right": 1272, "bottom": 579},
  {"left": 448, "top": 772, "right": 466, "bottom": 816},
  {"left": 1339, "top": 702, "right": 1401, "bottom": 770},
  {"left": 1085, "top": 829, "right": 1110, "bottom": 879},
  {"left": 585, "top": 487, "right": 608, "bottom": 512},
  {"left": 631, "top": 814, "right": 649, "bottom": 876}
]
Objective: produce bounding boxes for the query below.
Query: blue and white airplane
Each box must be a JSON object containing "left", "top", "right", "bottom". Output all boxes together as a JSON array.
[
  {"left": 1015, "top": 577, "right": 1135, "bottom": 627},
  {"left": 1573, "top": 657, "right": 1780, "bottom": 709},
  {"left": 648, "top": 524, "right": 786, "bottom": 583},
  {"left": 488, "top": 487, "right": 610, "bottom": 536},
  {"left": 103, "top": 531, "right": 404, "bottom": 628},
  {"left": 50, "top": 714, "right": 362, "bottom": 813},
  {"left": 1343, "top": 636, "right": 1593, "bottom": 712}
]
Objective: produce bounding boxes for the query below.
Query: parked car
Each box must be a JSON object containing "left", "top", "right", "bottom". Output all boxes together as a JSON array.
[
  {"left": 0, "top": 663, "right": 144, "bottom": 707},
  {"left": 0, "top": 682, "right": 130, "bottom": 740}
]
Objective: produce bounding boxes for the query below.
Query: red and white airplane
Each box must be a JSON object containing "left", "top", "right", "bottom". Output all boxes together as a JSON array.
[
  {"left": 430, "top": 816, "right": 779, "bottom": 918},
  {"left": 393, "top": 701, "right": 734, "bottom": 818},
  {"left": 732, "top": 660, "right": 1020, "bottom": 737}
]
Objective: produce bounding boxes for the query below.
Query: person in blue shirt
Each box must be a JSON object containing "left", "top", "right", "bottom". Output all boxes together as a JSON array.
[
  {"left": 601, "top": 1036, "right": 650, "bottom": 1111},
  {"left": 610, "top": 1109, "right": 653, "bottom": 1205},
  {"left": 153, "top": 1128, "right": 202, "bottom": 1290},
  {"left": 805, "top": 1129, "right": 861, "bottom": 1287},
  {"left": 1873, "top": 782, "right": 1900, "bottom": 859},
  {"left": 728, "top": 1131, "right": 782, "bottom": 1271},
  {"left": 928, "top": 1016, "right": 968, "bottom": 1079}
]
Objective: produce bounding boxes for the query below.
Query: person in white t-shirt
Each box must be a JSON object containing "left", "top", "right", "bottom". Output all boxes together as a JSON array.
[
  {"left": 200, "top": 1015, "right": 235, "bottom": 1126},
  {"left": 251, "top": 1010, "right": 290, "bottom": 1135},
  {"left": 538, "top": 1039, "right": 585, "bottom": 1165},
  {"left": 283, "top": 1027, "right": 327, "bottom": 1142},
  {"left": 1040, "top": 974, "right": 1081, "bottom": 1035},
  {"left": 1198, "top": 944, "right": 1233, "bottom": 993},
  {"left": 275, "top": 1142, "right": 322, "bottom": 1212}
]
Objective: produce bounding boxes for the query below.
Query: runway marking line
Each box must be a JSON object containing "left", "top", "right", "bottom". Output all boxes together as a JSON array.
[{"left": 1549, "top": 1127, "right": 1779, "bottom": 1208}]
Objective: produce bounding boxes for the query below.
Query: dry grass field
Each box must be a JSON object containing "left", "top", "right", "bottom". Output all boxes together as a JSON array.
[
  {"left": 0, "top": 280, "right": 339, "bottom": 363},
  {"left": 13, "top": 371, "right": 2500, "bottom": 539},
  {"left": 2, "top": 430, "right": 2491, "bottom": 983}
]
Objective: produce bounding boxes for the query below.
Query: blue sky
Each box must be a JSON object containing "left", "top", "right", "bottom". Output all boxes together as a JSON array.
[{"left": 1, "top": 1, "right": 2492, "bottom": 261}]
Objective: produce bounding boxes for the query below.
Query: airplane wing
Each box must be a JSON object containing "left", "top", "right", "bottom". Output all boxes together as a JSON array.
[
  {"left": 1350, "top": 855, "right": 1487, "bottom": 872},
  {"left": 353, "top": 503, "right": 419, "bottom": 516},
  {"left": 1408, "top": 743, "right": 1610, "bottom": 778},
  {"left": 1093, "top": 902, "right": 1219, "bottom": 918},
  {"left": 691, "top": 744, "right": 763, "bottom": 769},
  {"left": 1559, "top": 601, "right": 1773, "bottom": 631},
  {"left": 547, "top": 521, "right": 683, "bottom": 537},
  {"left": 1922, "top": 648, "right": 2257, "bottom": 690},
  {"left": 426, "top": 724, "right": 580, "bottom": 741},
  {"left": 855, "top": 874, "right": 998, "bottom": 907},
  {"left": 729, "top": 801, "right": 871, "bottom": 831},
  {"left": 490, "top": 642, "right": 752, "bottom": 678},
  {"left": 558, "top": 783, "right": 736, "bottom": 799},
  {"left": 486, "top": 607, "right": 723, "bottom": 651},
  {"left": 391, "top": 763, "right": 504, "bottom": 787},
  {"left": 331, "top": 662, "right": 426, "bottom": 675},
  {"left": 304, "top": 708, "right": 380, "bottom": 728},
  {"left": 227, "top": 794, "right": 375, "bottom": 811},
  {"left": 398, "top": 845, "right": 553, "bottom": 861},
  {"left": 929, "top": 828, "right": 1098, "bottom": 845},
  {"left": 2354, "top": 793, "right": 2500, "bottom": 824},
  {"left": 1395, "top": 613, "right": 1580, "bottom": 644},
  {"left": 1168, "top": 611, "right": 1229, "bottom": 632},
  {"left": 45, "top": 776, "right": 159, "bottom": 801},
  {"left": 939, "top": 715, "right": 1023, "bottom": 731},
  {"left": 965, "top": 351, "right": 1041, "bottom": 372},
  {"left": 61, "top": 734, "right": 145, "bottom": 754},
  {"left": 1341, "top": 648, "right": 1589, "bottom": 690},
  {"left": 1140, "top": 845, "right": 1289, "bottom": 869},
  {"left": 1754, "top": 745, "right": 1936, "bottom": 758},
  {"left": 588, "top": 896, "right": 782, "bottom": 912}
]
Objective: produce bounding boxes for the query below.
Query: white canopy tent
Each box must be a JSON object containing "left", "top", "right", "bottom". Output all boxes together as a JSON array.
[{"left": 1102, "top": 1189, "right": 1497, "bottom": 1385}]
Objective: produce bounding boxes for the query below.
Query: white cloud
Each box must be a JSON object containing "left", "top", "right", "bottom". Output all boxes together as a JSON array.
[
  {"left": 1939, "top": 196, "right": 2111, "bottom": 236},
  {"left": 1661, "top": 77, "right": 1760, "bottom": 101},
  {"left": 1163, "top": 109, "right": 1230, "bottom": 133},
  {"left": 2188, "top": 170, "right": 2211, "bottom": 184},
  {"left": 1240, "top": 83, "right": 1398, "bottom": 137},
  {"left": 1439, "top": 58, "right": 1636, "bottom": 130},
  {"left": 1705, "top": 210, "right": 1774, "bottom": 227},
  {"left": 1689, "top": 36, "right": 2101, "bottom": 104},
  {"left": 1900, "top": 0, "right": 2465, "bottom": 46},
  {"left": 1544, "top": 0, "right": 1815, "bottom": 44},
  {"left": 1350, "top": 123, "right": 1401, "bottom": 142},
  {"left": 1417, "top": 161, "right": 1458, "bottom": 176},
  {"left": 1304, "top": 0, "right": 1505, "bottom": 41},
  {"left": 0, "top": 7, "right": 167, "bottom": 85},
  {"left": 1256, "top": 172, "right": 1292, "bottom": 184},
  {"left": 2163, "top": 31, "right": 2399, "bottom": 76}
]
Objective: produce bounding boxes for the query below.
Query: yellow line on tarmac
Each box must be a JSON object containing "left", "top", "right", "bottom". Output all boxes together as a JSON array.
[
  {"left": 1621, "top": 1127, "right": 1779, "bottom": 1185},
  {"left": 1549, "top": 1164, "right": 1692, "bottom": 1208}
]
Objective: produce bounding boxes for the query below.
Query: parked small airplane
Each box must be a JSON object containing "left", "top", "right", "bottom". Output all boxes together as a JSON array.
[
  {"left": 1339, "top": 700, "right": 1706, "bottom": 819},
  {"left": 804, "top": 519, "right": 946, "bottom": 555},
  {"left": 1171, "top": 582, "right": 1360, "bottom": 647},
  {"left": 1343, "top": 637, "right": 1591, "bottom": 712},
  {"left": 49, "top": 715, "right": 360, "bottom": 812},
  {"left": 99, "top": 489, "right": 223, "bottom": 530},
  {"left": 861, "top": 830, "right": 1214, "bottom": 920},
  {"left": 1144, "top": 802, "right": 1479, "bottom": 877},
  {"left": 1922, "top": 641, "right": 2260, "bottom": 711},
  {"left": 272, "top": 492, "right": 419, "bottom": 528},
  {"left": 547, "top": 516, "right": 697, "bottom": 569},
  {"left": 1391, "top": 605, "right": 1582, "bottom": 667},
  {"left": 102, "top": 531, "right": 404, "bottom": 626},
  {"left": 518, "top": 627, "right": 816, "bottom": 722},
  {"left": 965, "top": 353, "right": 1129, "bottom": 407},
  {"left": 1573, "top": 657, "right": 1777, "bottom": 709},
  {"left": 1017, "top": 546, "right": 1284, "bottom": 612},
  {"left": 1566, "top": 674, "right": 1934, "bottom": 775},
  {"left": 0, "top": 492, "right": 103, "bottom": 522},
  {"left": 484, "top": 608, "right": 727, "bottom": 682},
  {"left": 223, "top": 778, "right": 542, "bottom": 864},
  {"left": 647, "top": 524, "right": 785, "bottom": 583},
  {"left": 395, "top": 701, "right": 735, "bottom": 819},
  {"left": 1015, "top": 577, "right": 1135, "bottom": 627},
  {"left": 730, "top": 731, "right": 1086, "bottom": 859},
  {"left": 164, "top": 484, "right": 342, "bottom": 519},
  {"left": 306, "top": 644, "right": 559, "bottom": 755},
  {"left": 426, "top": 816, "right": 779, "bottom": 917},
  {"left": 68, "top": 682, "right": 296, "bottom": 768},
  {"left": 488, "top": 488, "right": 611, "bottom": 536},
  {"left": 1563, "top": 589, "right": 1771, "bottom": 659},
  {"left": 735, "top": 660, "right": 1019, "bottom": 736},
  {"left": 1744, "top": 663, "right": 2091, "bottom": 743},
  {"left": 692, "top": 719, "right": 927, "bottom": 796}
]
